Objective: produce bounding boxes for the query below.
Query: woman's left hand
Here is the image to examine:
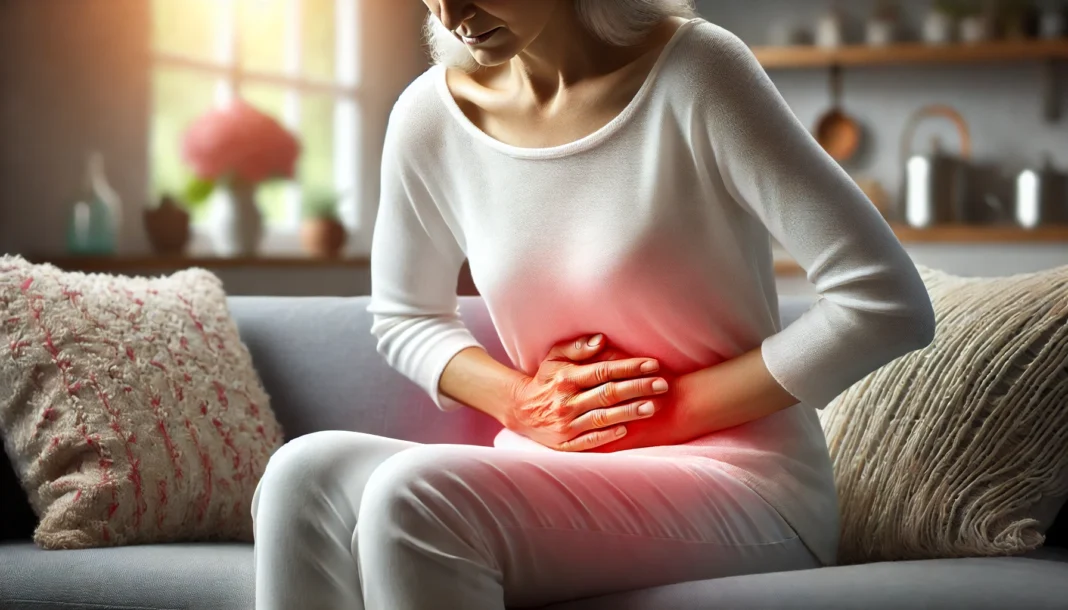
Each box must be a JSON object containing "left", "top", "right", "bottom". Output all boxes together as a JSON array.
[{"left": 576, "top": 344, "right": 705, "bottom": 452}]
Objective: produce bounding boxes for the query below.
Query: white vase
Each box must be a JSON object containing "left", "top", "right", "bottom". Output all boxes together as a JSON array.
[
  {"left": 866, "top": 19, "right": 896, "bottom": 46},
  {"left": 959, "top": 16, "right": 992, "bottom": 43},
  {"left": 923, "top": 11, "right": 954, "bottom": 44},
  {"left": 208, "top": 182, "right": 263, "bottom": 257}
]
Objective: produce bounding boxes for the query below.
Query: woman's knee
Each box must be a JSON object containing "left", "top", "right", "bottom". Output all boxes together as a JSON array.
[
  {"left": 357, "top": 445, "right": 490, "bottom": 537},
  {"left": 256, "top": 430, "right": 365, "bottom": 502}
]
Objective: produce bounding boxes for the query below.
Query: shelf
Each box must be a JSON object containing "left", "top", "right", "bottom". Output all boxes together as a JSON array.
[
  {"left": 774, "top": 224, "right": 1068, "bottom": 276},
  {"left": 890, "top": 224, "right": 1068, "bottom": 243},
  {"left": 753, "top": 39, "right": 1068, "bottom": 69},
  {"left": 32, "top": 255, "right": 371, "bottom": 273}
]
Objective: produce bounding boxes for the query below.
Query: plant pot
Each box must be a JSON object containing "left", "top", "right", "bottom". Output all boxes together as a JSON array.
[
  {"left": 143, "top": 195, "right": 190, "bottom": 255},
  {"left": 300, "top": 217, "right": 347, "bottom": 258},
  {"left": 208, "top": 181, "right": 263, "bottom": 257}
]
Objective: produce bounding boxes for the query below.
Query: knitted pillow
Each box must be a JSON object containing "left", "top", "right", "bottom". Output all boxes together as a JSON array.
[
  {"left": 820, "top": 265, "right": 1068, "bottom": 565},
  {"left": 0, "top": 256, "right": 284, "bottom": 549}
]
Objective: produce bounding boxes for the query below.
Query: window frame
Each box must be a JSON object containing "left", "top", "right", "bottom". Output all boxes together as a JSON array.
[{"left": 150, "top": 0, "right": 361, "bottom": 249}]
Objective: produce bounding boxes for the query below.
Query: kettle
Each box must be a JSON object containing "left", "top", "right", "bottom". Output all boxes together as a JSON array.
[
  {"left": 899, "top": 105, "right": 972, "bottom": 228},
  {"left": 1015, "top": 154, "right": 1068, "bottom": 228}
]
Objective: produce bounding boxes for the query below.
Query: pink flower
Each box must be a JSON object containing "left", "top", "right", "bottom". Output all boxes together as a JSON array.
[{"left": 182, "top": 100, "right": 301, "bottom": 185}]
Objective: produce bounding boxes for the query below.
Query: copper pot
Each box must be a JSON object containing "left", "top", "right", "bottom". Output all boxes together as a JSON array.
[{"left": 300, "top": 217, "right": 347, "bottom": 258}]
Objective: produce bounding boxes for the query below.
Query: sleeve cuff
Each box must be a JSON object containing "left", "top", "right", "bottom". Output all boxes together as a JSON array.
[{"left": 423, "top": 333, "right": 485, "bottom": 412}]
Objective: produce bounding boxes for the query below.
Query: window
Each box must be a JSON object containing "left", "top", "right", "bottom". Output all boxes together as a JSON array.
[{"left": 150, "top": 0, "right": 359, "bottom": 242}]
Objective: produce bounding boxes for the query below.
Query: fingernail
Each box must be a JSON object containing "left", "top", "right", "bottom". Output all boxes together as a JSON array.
[
  {"left": 637, "top": 401, "right": 655, "bottom": 416},
  {"left": 652, "top": 379, "right": 668, "bottom": 393},
  {"left": 640, "top": 360, "right": 659, "bottom": 373},
  {"left": 587, "top": 334, "right": 604, "bottom": 347},
  {"left": 614, "top": 426, "right": 627, "bottom": 437}
]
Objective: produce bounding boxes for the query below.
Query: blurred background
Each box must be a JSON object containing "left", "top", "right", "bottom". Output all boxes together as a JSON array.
[{"left": 0, "top": 0, "right": 1066, "bottom": 297}]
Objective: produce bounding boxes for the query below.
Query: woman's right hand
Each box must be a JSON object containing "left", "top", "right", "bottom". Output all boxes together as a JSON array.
[{"left": 506, "top": 334, "right": 669, "bottom": 452}]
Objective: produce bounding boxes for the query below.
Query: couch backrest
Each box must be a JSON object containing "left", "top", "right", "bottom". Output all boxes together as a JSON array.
[{"left": 4, "top": 295, "right": 1064, "bottom": 547}]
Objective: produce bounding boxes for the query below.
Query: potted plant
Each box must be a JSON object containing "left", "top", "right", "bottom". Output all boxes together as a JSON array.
[
  {"left": 142, "top": 193, "right": 192, "bottom": 255},
  {"left": 181, "top": 100, "right": 301, "bottom": 257},
  {"left": 300, "top": 191, "right": 348, "bottom": 258}
]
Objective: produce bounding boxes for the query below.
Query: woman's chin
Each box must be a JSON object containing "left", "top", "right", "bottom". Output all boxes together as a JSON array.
[{"left": 469, "top": 49, "right": 516, "bottom": 68}]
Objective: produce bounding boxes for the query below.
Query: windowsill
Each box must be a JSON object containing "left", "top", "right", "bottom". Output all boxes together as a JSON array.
[
  {"left": 34, "top": 254, "right": 370, "bottom": 273},
  {"left": 32, "top": 226, "right": 373, "bottom": 273}
]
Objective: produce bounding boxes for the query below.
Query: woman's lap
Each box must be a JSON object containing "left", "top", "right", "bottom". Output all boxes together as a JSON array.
[{"left": 254, "top": 430, "right": 818, "bottom": 609}]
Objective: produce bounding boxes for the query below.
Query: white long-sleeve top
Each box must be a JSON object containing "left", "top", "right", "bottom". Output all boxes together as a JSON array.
[{"left": 367, "top": 19, "right": 935, "bottom": 567}]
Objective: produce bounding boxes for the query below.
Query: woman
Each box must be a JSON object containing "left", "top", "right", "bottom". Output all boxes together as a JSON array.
[{"left": 251, "top": 1, "right": 935, "bottom": 608}]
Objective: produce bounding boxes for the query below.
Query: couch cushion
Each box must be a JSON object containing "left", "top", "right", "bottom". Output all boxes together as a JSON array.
[
  {"left": 820, "top": 265, "right": 1068, "bottom": 563},
  {"left": 5, "top": 541, "right": 1062, "bottom": 610},
  {"left": 544, "top": 547, "right": 1068, "bottom": 610},
  {"left": 0, "top": 541, "right": 253, "bottom": 610},
  {"left": 0, "top": 259, "right": 284, "bottom": 549}
]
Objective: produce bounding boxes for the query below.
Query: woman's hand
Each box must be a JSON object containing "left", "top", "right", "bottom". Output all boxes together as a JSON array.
[
  {"left": 577, "top": 346, "right": 705, "bottom": 453},
  {"left": 507, "top": 334, "right": 669, "bottom": 452}
]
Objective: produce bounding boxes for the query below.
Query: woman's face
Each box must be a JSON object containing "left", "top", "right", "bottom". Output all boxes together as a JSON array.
[{"left": 423, "top": 0, "right": 563, "bottom": 67}]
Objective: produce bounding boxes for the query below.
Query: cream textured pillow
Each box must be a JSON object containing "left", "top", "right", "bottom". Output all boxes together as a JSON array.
[
  {"left": 821, "top": 265, "right": 1068, "bottom": 565},
  {"left": 0, "top": 256, "right": 284, "bottom": 549}
]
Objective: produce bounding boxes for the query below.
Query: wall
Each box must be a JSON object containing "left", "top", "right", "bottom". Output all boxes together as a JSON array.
[{"left": 0, "top": 0, "right": 151, "bottom": 255}]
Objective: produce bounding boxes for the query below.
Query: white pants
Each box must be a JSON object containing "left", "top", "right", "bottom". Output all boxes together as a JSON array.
[{"left": 251, "top": 430, "right": 819, "bottom": 610}]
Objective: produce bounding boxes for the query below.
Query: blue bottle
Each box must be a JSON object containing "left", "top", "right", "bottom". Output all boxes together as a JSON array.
[{"left": 66, "top": 152, "right": 121, "bottom": 256}]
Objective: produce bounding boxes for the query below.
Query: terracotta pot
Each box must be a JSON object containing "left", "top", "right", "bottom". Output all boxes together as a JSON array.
[
  {"left": 300, "top": 217, "right": 347, "bottom": 258},
  {"left": 143, "top": 195, "right": 190, "bottom": 255}
]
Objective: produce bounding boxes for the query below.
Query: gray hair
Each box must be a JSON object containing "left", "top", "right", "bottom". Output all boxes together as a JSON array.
[{"left": 424, "top": 0, "right": 697, "bottom": 72}]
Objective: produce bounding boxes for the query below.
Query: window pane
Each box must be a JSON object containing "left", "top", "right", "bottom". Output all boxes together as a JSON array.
[
  {"left": 299, "top": 93, "right": 337, "bottom": 204},
  {"left": 238, "top": 0, "right": 288, "bottom": 75},
  {"left": 239, "top": 85, "right": 292, "bottom": 227},
  {"left": 150, "top": 67, "right": 220, "bottom": 225},
  {"left": 302, "top": 0, "right": 336, "bottom": 82},
  {"left": 152, "top": 0, "right": 221, "bottom": 60}
]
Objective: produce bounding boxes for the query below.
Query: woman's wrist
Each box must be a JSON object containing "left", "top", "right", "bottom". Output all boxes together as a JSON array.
[
  {"left": 439, "top": 346, "right": 529, "bottom": 426},
  {"left": 678, "top": 347, "right": 800, "bottom": 434}
]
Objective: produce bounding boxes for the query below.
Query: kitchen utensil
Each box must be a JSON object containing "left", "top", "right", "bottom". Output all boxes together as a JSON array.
[
  {"left": 1015, "top": 154, "right": 1068, "bottom": 227},
  {"left": 814, "top": 66, "right": 862, "bottom": 163},
  {"left": 899, "top": 104, "right": 972, "bottom": 228}
]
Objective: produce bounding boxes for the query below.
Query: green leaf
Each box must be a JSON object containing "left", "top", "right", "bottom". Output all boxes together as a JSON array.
[{"left": 183, "top": 177, "right": 216, "bottom": 205}]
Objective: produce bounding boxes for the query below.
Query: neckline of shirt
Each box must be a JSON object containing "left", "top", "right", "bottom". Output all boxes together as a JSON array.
[{"left": 434, "top": 18, "right": 702, "bottom": 161}]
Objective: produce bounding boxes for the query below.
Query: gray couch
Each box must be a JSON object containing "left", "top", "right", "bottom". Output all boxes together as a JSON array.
[{"left": 2, "top": 295, "right": 1066, "bottom": 610}]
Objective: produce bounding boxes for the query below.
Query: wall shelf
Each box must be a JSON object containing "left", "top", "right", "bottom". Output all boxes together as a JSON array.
[
  {"left": 752, "top": 39, "right": 1068, "bottom": 69},
  {"left": 890, "top": 224, "right": 1068, "bottom": 243},
  {"left": 775, "top": 224, "right": 1068, "bottom": 276}
]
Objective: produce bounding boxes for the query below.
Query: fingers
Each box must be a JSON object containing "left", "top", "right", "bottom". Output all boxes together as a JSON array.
[
  {"left": 546, "top": 334, "right": 606, "bottom": 363},
  {"left": 568, "top": 357, "right": 660, "bottom": 390},
  {"left": 555, "top": 425, "right": 628, "bottom": 452},
  {"left": 569, "top": 400, "right": 657, "bottom": 435},
  {"left": 567, "top": 375, "right": 669, "bottom": 414}
]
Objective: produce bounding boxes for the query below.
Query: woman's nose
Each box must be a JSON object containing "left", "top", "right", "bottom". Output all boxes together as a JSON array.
[{"left": 438, "top": 0, "right": 476, "bottom": 32}]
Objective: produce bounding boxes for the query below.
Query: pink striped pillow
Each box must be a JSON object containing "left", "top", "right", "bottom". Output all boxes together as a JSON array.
[{"left": 0, "top": 256, "right": 283, "bottom": 549}]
